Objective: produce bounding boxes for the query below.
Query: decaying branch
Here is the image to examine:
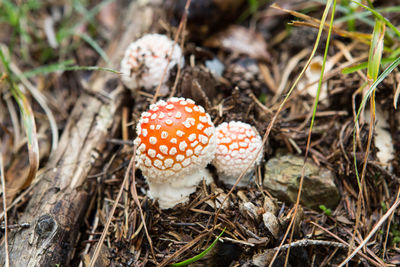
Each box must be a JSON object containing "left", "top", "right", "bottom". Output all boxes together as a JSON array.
[{"left": 0, "top": 1, "right": 164, "bottom": 266}]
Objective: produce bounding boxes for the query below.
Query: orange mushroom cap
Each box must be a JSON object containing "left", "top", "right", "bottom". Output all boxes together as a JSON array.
[{"left": 134, "top": 97, "right": 216, "bottom": 183}]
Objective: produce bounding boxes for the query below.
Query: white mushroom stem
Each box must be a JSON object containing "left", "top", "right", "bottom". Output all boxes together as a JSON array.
[{"left": 147, "top": 169, "right": 213, "bottom": 209}]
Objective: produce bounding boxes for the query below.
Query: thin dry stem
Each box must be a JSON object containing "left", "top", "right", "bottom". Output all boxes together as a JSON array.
[
  {"left": 0, "top": 154, "right": 9, "bottom": 267},
  {"left": 9, "top": 61, "right": 59, "bottom": 155}
]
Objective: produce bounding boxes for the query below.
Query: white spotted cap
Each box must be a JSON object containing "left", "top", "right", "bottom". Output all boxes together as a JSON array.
[
  {"left": 213, "top": 121, "right": 263, "bottom": 185},
  {"left": 120, "top": 33, "right": 184, "bottom": 91},
  {"left": 134, "top": 98, "right": 216, "bottom": 209}
]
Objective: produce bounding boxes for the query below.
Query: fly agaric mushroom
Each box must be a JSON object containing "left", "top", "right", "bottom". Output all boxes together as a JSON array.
[
  {"left": 134, "top": 97, "right": 216, "bottom": 209},
  {"left": 120, "top": 33, "right": 184, "bottom": 94},
  {"left": 213, "top": 121, "right": 263, "bottom": 186}
]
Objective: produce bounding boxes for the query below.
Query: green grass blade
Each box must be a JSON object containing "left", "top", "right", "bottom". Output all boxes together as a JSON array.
[
  {"left": 0, "top": 0, "right": 19, "bottom": 26},
  {"left": 63, "top": 65, "right": 119, "bottom": 73},
  {"left": 342, "top": 62, "right": 368, "bottom": 74},
  {"left": 0, "top": 47, "right": 39, "bottom": 188},
  {"left": 56, "top": 0, "right": 116, "bottom": 42},
  {"left": 341, "top": 57, "right": 397, "bottom": 74},
  {"left": 21, "top": 62, "right": 119, "bottom": 79},
  {"left": 356, "top": 59, "right": 400, "bottom": 123},
  {"left": 352, "top": 57, "right": 400, "bottom": 189},
  {"left": 78, "top": 33, "right": 110, "bottom": 63},
  {"left": 352, "top": 1, "right": 400, "bottom": 39},
  {"left": 21, "top": 59, "right": 75, "bottom": 78},
  {"left": 10, "top": 62, "right": 60, "bottom": 155},
  {"left": 352, "top": 17, "right": 385, "bottom": 190},
  {"left": 308, "top": 0, "right": 336, "bottom": 137},
  {"left": 367, "top": 20, "right": 385, "bottom": 81},
  {"left": 335, "top": 6, "right": 400, "bottom": 24},
  {"left": 169, "top": 228, "right": 226, "bottom": 267}
]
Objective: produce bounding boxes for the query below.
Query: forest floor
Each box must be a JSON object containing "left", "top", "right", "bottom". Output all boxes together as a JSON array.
[{"left": 0, "top": 0, "right": 400, "bottom": 266}]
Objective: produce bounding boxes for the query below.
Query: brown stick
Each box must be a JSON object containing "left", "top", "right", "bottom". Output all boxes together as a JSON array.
[{"left": 0, "top": 2, "right": 163, "bottom": 266}]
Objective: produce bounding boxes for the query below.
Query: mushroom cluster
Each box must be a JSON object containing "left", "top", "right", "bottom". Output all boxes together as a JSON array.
[
  {"left": 134, "top": 96, "right": 264, "bottom": 209},
  {"left": 134, "top": 97, "right": 216, "bottom": 209},
  {"left": 213, "top": 121, "right": 263, "bottom": 186},
  {"left": 120, "top": 34, "right": 184, "bottom": 94}
]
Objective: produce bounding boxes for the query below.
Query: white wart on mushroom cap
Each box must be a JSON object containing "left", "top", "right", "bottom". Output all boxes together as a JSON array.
[
  {"left": 120, "top": 33, "right": 184, "bottom": 92},
  {"left": 213, "top": 121, "right": 263, "bottom": 186},
  {"left": 134, "top": 97, "right": 216, "bottom": 209}
]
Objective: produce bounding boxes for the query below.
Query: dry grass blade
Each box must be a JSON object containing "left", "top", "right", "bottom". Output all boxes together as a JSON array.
[
  {"left": 0, "top": 45, "right": 39, "bottom": 200},
  {"left": 271, "top": 3, "right": 371, "bottom": 44},
  {"left": 0, "top": 154, "right": 9, "bottom": 267},
  {"left": 88, "top": 154, "right": 135, "bottom": 267},
  {"left": 9, "top": 62, "right": 59, "bottom": 155},
  {"left": 290, "top": 21, "right": 371, "bottom": 45},
  {"left": 4, "top": 96, "right": 20, "bottom": 152},
  {"left": 12, "top": 90, "right": 39, "bottom": 190},
  {"left": 338, "top": 195, "right": 400, "bottom": 267}
]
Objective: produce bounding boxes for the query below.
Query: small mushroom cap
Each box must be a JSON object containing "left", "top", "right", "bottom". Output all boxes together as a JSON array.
[
  {"left": 213, "top": 121, "right": 263, "bottom": 182},
  {"left": 120, "top": 33, "right": 184, "bottom": 91},
  {"left": 134, "top": 97, "right": 216, "bottom": 184}
]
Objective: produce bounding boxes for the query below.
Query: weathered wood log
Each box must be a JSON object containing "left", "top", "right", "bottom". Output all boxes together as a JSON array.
[{"left": 1, "top": 1, "right": 164, "bottom": 266}]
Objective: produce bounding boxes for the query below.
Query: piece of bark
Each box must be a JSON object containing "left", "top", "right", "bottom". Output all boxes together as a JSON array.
[{"left": 0, "top": 1, "right": 164, "bottom": 266}]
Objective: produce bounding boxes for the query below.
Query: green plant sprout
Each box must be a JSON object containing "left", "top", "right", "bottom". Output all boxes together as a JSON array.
[
  {"left": 319, "top": 205, "right": 332, "bottom": 216},
  {"left": 169, "top": 228, "right": 226, "bottom": 267}
]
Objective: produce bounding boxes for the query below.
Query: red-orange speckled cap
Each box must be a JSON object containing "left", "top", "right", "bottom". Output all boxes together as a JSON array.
[
  {"left": 134, "top": 97, "right": 216, "bottom": 183},
  {"left": 213, "top": 121, "right": 263, "bottom": 184}
]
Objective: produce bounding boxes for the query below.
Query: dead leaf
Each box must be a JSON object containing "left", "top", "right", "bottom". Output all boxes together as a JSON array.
[
  {"left": 336, "top": 215, "right": 353, "bottom": 225},
  {"left": 204, "top": 25, "right": 270, "bottom": 61},
  {"left": 84, "top": 244, "right": 112, "bottom": 267},
  {"left": 389, "top": 254, "right": 400, "bottom": 265},
  {"left": 366, "top": 104, "right": 394, "bottom": 169}
]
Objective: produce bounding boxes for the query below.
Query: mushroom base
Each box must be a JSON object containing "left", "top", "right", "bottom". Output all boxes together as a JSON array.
[
  {"left": 147, "top": 169, "right": 213, "bottom": 210},
  {"left": 218, "top": 170, "right": 255, "bottom": 187}
]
